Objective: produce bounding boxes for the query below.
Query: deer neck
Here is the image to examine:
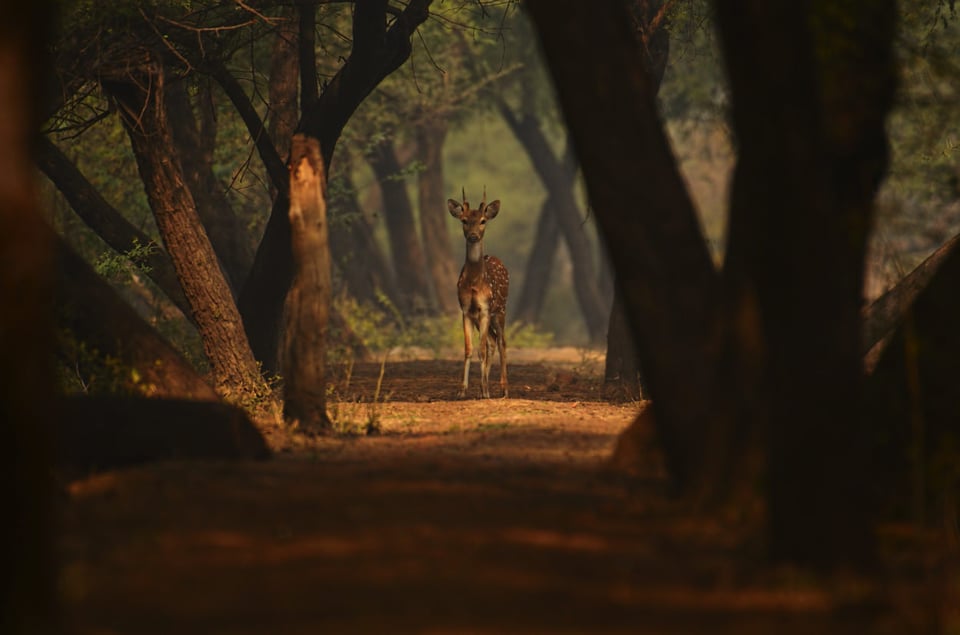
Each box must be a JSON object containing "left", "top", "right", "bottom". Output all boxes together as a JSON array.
[{"left": 465, "top": 239, "right": 484, "bottom": 265}]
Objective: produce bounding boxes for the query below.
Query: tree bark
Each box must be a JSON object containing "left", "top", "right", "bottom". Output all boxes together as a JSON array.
[
  {"left": 268, "top": 7, "right": 299, "bottom": 163},
  {"left": 532, "top": 0, "right": 897, "bottom": 570},
  {"left": 528, "top": 1, "right": 723, "bottom": 495},
  {"left": 367, "top": 137, "right": 433, "bottom": 312},
  {"left": 714, "top": 0, "right": 897, "bottom": 566},
  {"left": 239, "top": 0, "right": 432, "bottom": 370},
  {"left": 165, "top": 78, "right": 252, "bottom": 292},
  {"left": 105, "top": 59, "right": 280, "bottom": 422},
  {"left": 35, "top": 135, "right": 192, "bottom": 318},
  {"left": 603, "top": 0, "right": 670, "bottom": 401},
  {"left": 603, "top": 286, "right": 644, "bottom": 402},
  {"left": 416, "top": 119, "right": 459, "bottom": 314},
  {"left": 281, "top": 134, "right": 333, "bottom": 432},
  {"left": 55, "top": 237, "right": 218, "bottom": 401},
  {"left": 0, "top": 7, "right": 58, "bottom": 630}
]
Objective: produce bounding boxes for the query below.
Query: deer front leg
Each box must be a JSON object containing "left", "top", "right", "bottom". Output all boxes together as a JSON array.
[
  {"left": 478, "top": 313, "right": 491, "bottom": 398},
  {"left": 459, "top": 313, "right": 472, "bottom": 398}
]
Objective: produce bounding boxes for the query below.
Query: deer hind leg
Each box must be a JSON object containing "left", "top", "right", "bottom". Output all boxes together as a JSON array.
[
  {"left": 495, "top": 312, "right": 508, "bottom": 398},
  {"left": 478, "top": 313, "right": 492, "bottom": 399},
  {"left": 459, "top": 313, "right": 472, "bottom": 398}
]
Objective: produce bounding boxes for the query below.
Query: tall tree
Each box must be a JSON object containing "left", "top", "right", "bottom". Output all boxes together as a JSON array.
[
  {"left": 416, "top": 117, "right": 460, "bottom": 314},
  {"left": 528, "top": 0, "right": 897, "bottom": 567},
  {"left": 603, "top": 0, "right": 671, "bottom": 401},
  {"left": 239, "top": 0, "right": 433, "bottom": 369},
  {"left": 281, "top": 135, "right": 333, "bottom": 432},
  {"left": 104, "top": 56, "right": 280, "bottom": 420},
  {"left": 366, "top": 136, "right": 434, "bottom": 311}
]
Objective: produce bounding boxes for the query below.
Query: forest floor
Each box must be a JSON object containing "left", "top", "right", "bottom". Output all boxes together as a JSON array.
[{"left": 59, "top": 349, "right": 955, "bottom": 634}]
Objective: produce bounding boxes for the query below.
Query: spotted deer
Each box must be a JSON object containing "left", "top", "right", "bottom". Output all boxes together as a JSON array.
[{"left": 448, "top": 188, "right": 509, "bottom": 399}]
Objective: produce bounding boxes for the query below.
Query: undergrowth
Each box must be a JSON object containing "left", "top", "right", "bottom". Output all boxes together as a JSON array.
[{"left": 331, "top": 292, "right": 554, "bottom": 364}]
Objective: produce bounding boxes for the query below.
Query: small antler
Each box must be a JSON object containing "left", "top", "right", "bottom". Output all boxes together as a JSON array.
[
  {"left": 462, "top": 186, "right": 466, "bottom": 204},
  {"left": 482, "top": 185, "right": 487, "bottom": 207}
]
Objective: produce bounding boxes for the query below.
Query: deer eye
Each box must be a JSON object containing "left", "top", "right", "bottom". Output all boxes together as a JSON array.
[{"left": 480, "top": 219, "right": 486, "bottom": 225}]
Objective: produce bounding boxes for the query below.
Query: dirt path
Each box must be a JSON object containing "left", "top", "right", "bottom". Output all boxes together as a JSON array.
[{"left": 59, "top": 355, "right": 949, "bottom": 633}]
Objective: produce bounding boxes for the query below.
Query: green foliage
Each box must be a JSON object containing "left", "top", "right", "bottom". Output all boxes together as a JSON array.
[
  {"left": 93, "top": 238, "right": 158, "bottom": 281},
  {"left": 331, "top": 291, "right": 554, "bottom": 360},
  {"left": 57, "top": 329, "right": 150, "bottom": 396}
]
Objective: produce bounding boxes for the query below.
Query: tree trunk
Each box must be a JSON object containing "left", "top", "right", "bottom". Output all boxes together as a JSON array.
[
  {"left": 603, "top": 286, "right": 644, "bottom": 402},
  {"left": 105, "top": 60, "right": 280, "bottom": 422},
  {"left": 603, "top": 0, "right": 670, "bottom": 401},
  {"left": 367, "top": 137, "right": 433, "bottom": 312},
  {"left": 715, "top": 0, "right": 897, "bottom": 567},
  {"left": 238, "top": 0, "right": 432, "bottom": 370},
  {"left": 165, "top": 78, "right": 252, "bottom": 292},
  {"left": 281, "top": 135, "right": 333, "bottom": 432},
  {"left": 35, "top": 135, "right": 192, "bottom": 318},
  {"left": 268, "top": 7, "right": 299, "bottom": 163},
  {"left": 0, "top": 8, "right": 58, "bottom": 629},
  {"left": 328, "top": 160, "right": 400, "bottom": 307},
  {"left": 513, "top": 196, "right": 560, "bottom": 324},
  {"left": 55, "top": 237, "right": 218, "bottom": 401},
  {"left": 532, "top": 0, "right": 897, "bottom": 568},
  {"left": 499, "top": 105, "right": 607, "bottom": 342},
  {"left": 862, "top": 232, "right": 960, "bottom": 359},
  {"left": 416, "top": 119, "right": 459, "bottom": 314},
  {"left": 865, "top": 231, "right": 960, "bottom": 527},
  {"left": 528, "top": 1, "right": 723, "bottom": 496}
]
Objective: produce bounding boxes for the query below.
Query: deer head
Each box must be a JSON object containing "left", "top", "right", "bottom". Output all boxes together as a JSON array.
[{"left": 448, "top": 187, "right": 501, "bottom": 244}]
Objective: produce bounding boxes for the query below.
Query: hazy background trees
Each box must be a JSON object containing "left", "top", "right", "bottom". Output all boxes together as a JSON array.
[{"left": 42, "top": 1, "right": 960, "bottom": 414}]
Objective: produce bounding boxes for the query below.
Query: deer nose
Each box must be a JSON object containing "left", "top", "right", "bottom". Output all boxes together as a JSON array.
[{"left": 467, "top": 233, "right": 480, "bottom": 243}]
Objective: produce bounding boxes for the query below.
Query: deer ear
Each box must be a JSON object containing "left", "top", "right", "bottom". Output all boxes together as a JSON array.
[
  {"left": 484, "top": 200, "right": 501, "bottom": 219},
  {"left": 447, "top": 199, "right": 464, "bottom": 218}
]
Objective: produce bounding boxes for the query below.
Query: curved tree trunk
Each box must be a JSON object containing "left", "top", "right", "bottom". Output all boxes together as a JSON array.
[
  {"left": 35, "top": 136, "right": 192, "bottom": 318},
  {"left": 105, "top": 59, "right": 280, "bottom": 422},
  {"left": 530, "top": 0, "right": 897, "bottom": 568},
  {"left": 416, "top": 119, "right": 459, "bottom": 314},
  {"left": 55, "top": 237, "right": 218, "bottom": 401},
  {"left": 165, "top": 78, "right": 252, "bottom": 293},
  {"left": 603, "top": 0, "right": 670, "bottom": 402},
  {"left": 367, "top": 137, "right": 433, "bottom": 312}
]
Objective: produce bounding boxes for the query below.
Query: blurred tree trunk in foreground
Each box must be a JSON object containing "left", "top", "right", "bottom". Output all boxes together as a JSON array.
[
  {"left": 0, "top": 5, "right": 59, "bottom": 633},
  {"left": 529, "top": 0, "right": 897, "bottom": 568},
  {"left": 603, "top": 0, "right": 670, "bottom": 403}
]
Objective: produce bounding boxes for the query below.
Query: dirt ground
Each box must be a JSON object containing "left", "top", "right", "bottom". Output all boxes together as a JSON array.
[{"left": 59, "top": 351, "right": 955, "bottom": 634}]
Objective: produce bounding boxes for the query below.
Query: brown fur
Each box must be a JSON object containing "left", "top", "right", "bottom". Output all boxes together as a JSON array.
[{"left": 448, "top": 192, "right": 509, "bottom": 398}]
